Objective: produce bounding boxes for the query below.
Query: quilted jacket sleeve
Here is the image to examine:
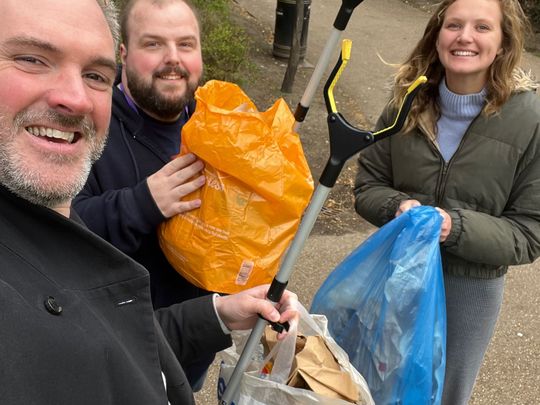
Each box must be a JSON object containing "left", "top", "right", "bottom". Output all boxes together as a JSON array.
[{"left": 354, "top": 106, "right": 412, "bottom": 227}]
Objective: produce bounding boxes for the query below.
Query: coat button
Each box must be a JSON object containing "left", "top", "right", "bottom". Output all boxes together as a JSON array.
[{"left": 44, "top": 296, "right": 63, "bottom": 315}]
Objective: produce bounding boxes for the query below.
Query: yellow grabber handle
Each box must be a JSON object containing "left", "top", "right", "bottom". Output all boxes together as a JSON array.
[
  {"left": 324, "top": 39, "right": 352, "bottom": 114},
  {"left": 319, "top": 40, "right": 427, "bottom": 188},
  {"left": 323, "top": 38, "right": 427, "bottom": 136},
  {"left": 372, "top": 75, "right": 427, "bottom": 139}
]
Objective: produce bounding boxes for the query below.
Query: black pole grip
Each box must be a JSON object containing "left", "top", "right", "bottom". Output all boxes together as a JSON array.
[
  {"left": 267, "top": 278, "right": 289, "bottom": 303},
  {"left": 334, "top": 0, "right": 365, "bottom": 30},
  {"left": 294, "top": 103, "right": 309, "bottom": 123}
]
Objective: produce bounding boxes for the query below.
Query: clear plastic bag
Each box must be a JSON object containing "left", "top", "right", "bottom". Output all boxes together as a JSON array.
[
  {"left": 217, "top": 304, "right": 374, "bottom": 405},
  {"left": 311, "top": 206, "right": 446, "bottom": 405}
]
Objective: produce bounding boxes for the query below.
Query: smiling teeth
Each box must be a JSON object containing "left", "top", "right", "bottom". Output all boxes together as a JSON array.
[
  {"left": 452, "top": 51, "right": 476, "bottom": 56},
  {"left": 27, "top": 126, "right": 75, "bottom": 143},
  {"left": 161, "top": 75, "right": 181, "bottom": 79}
]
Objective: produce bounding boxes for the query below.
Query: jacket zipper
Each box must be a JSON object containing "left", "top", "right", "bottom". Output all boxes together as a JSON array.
[
  {"left": 425, "top": 139, "right": 447, "bottom": 205},
  {"left": 432, "top": 114, "right": 481, "bottom": 205},
  {"left": 435, "top": 161, "right": 447, "bottom": 205}
]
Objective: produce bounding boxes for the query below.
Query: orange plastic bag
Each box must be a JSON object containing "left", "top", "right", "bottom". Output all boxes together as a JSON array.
[{"left": 158, "top": 80, "right": 313, "bottom": 294}]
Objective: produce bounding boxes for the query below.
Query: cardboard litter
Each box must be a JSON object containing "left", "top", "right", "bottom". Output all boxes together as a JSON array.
[{"left": 263, "top": 327, "right": 360, "bottom": 403}]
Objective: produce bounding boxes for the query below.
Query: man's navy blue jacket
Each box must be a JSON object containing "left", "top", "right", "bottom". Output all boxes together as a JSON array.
[{"left": 73, "top": 77, "right": 203, "bottom": 309}]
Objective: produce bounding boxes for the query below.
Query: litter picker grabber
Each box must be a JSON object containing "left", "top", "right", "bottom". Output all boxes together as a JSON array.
[
  {"left": 292, "top": 0, "right": 366, "bottom": 133},
  {"left": 219, "top": 2, "right": 364, "bottom": 402},
  {"left": 220, "top": 9, "right": 426, "bottom": 405}
]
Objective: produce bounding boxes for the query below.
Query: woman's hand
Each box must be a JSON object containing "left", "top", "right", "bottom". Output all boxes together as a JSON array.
[
  {"left": 435, "top": 207, "right": 452, "bottom": 242},
  {"left": 396, "top": 200, "right": 451, "bottom": 242},
  {"left": 395, "top": 199, "right": 421, "bottom": 217}
]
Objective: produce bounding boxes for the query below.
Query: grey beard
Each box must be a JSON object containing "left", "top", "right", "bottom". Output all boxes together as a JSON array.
[
  {"left": 0, "top": 109, "right": 106, "bottom": 209},
  {"left": 0, "top": 147, "right": 95, "bottom": 209}
]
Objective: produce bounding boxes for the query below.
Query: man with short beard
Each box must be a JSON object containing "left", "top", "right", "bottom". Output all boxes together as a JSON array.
[
  {"left": 74, "top": 4, "right": 205, "bottom": 311},
  {"left": 1, "top": 2, "right": 298, "bottom": 404},
  {"left": 73, "top": 0, "right": 213, "bottom": 389}
]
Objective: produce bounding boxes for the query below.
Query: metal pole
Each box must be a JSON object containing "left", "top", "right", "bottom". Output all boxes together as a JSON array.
[{"left": 220, "top": 2, "right": 364, "bottom": 403}]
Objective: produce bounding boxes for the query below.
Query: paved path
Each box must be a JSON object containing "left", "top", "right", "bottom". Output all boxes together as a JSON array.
[
  {"left": 238, "top": 0, "right": 540, "bottom": 125},
  {"left": 196, "top": 1, "right": 540, "bottom": 404}
]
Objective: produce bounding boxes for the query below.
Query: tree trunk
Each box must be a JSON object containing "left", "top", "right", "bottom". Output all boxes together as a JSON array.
[{"left": 281, "top": 0, "right": 303, "bottom": 93}]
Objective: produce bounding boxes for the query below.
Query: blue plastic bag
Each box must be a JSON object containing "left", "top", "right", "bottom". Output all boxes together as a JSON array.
[{"left": 311, "top": 206, "right": 446, "bottom": 405}]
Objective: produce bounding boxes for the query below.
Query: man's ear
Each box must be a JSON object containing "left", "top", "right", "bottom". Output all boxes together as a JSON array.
[{"left": 120, "top": 43, "right": 128, "bottom": 64}]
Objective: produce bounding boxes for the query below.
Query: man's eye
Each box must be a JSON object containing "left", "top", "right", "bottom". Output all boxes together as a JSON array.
[
  {"left": 85, "top": 73, "right": 106, "bottom": 82},
  {"left": 84, "top": 72, "right": 113, "bottom": 90},
  {"left": 15, "top": 55, "right": 44, "bottom": 65}
]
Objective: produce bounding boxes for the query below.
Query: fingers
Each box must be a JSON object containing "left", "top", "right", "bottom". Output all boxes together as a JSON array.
[
  {"left": 214, "top": 285, "right": 299, "bottom": 334},
  {"left": 278, "top": 290, "right": 299, "bottom": 316},
  {"left": 162, "top": 155, "right": 205, "bottom": 188},
  {"left": 255, "top": 299, "right": 281, "bottom": 324},
  {"left": 238, "top": 285, "right": 279, "bottom": 324},
  {"left": 395, "top": 199, "right": 421, "bottom": 217},
  {"left": 147, "top": 153, "right": 206, "bottom": 218},
  {"left": 248, "top": 288, "right": 299, "bottom": 334},
  {"left": 435, "top": 207, "right": 452, "bottom": 242},
  {"left": 276, "top": 308, "right": 299, "bottom": 339},
  {"left": 161, "top": 153, "right": 199, "bottom": 176},
  {"left": 168, "top": 196, "right": 202, "bottom": 214},
  {"left": 171, "top": 174, "right": 205, "bottom": 202},
  {"left": 278, "top": 291, "right": 299, "bottom": 334}
]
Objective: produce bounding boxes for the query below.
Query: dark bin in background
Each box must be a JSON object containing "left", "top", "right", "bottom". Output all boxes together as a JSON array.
[{"left": 272, "top": 0, "right": 311, "bottom": 60}]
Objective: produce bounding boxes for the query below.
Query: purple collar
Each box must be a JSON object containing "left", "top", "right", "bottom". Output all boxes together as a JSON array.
[
  {"left": 117, "top": 82, "right": 190, "bottom": 119},
  {"left": 117, "top": 82, "right": 139, "bottom": 114}
]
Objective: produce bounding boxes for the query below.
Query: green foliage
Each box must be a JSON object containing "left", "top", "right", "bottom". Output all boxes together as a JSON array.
[
  {"left": 193, "top": 0, "right": 253, "bottom": 84},
  {"left": 192, "top": 0, "right": 228, "bottom": 14}
]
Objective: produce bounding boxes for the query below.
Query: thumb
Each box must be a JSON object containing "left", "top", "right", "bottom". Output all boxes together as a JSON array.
[{"left": 256, "top": 300, "right": 280, "bottom": 323}]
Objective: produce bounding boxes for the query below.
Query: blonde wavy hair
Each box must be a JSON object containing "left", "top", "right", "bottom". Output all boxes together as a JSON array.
[{"left": 391, "top": 0, "right": 537, "bottom": 138}]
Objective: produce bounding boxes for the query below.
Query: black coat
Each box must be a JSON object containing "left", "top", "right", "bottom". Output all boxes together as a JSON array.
[{"left": 0, "top": 186, "right": 231, "bottom": 404}]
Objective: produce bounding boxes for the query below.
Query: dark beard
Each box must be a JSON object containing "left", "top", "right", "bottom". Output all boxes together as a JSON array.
[{"left": 126, "top": 66, "right": 198, "bottom": 121}]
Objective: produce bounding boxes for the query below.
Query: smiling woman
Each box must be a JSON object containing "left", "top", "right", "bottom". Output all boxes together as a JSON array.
[
  {"left": 353, "top": 1, "right": 540, "bottom": 405},
  {"left": 435, "top": 0, "right": 504, "bottom": 94}
]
